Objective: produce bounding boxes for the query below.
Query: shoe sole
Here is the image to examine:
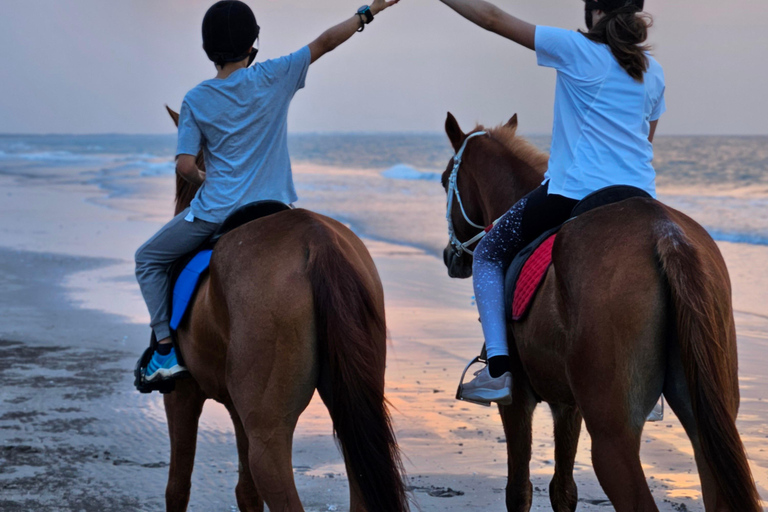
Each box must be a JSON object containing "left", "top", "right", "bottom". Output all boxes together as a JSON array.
[
  {"left": 458, "top": 386, "right": 513, "bottom": 406},
  {"left": 145, "top": 366, "right": 190, "bottom": 383}
]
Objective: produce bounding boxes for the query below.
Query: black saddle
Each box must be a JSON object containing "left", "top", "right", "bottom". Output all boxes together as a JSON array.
[
  {"left": 134, "top": 200, "right": 292, "bottom": 394},
  {"left": 502, "top": 185, "right": 652, "bottom": 320},
  {"left": 210, "top": 200, "right": 293, "bottom": 244}
]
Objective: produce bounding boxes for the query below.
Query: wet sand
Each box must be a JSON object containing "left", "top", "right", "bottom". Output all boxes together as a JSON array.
[{"left": 1, "top": 166, "right": 767, "bottom": 510}]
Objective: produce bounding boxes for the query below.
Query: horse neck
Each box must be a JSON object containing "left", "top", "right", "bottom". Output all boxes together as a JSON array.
[{"left": 472, "top": 153, "right": 543, "bottom": 224}]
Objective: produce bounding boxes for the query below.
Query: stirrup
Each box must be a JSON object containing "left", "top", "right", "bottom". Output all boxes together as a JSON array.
[
  {"left": 646, "top": 396, "right": 664, "bottom": 422},
  {"left": 134, "top": 346, "right": 177, "bottom": 394},
  {"left": 455, "top": 356, "right": 492, "bottom": 407},
  {"left": 133, "top": 334, "right": 179, "bottom": 395}
]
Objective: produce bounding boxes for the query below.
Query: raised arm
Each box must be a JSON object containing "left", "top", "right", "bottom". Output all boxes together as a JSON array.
[
  {"left": 439, "top": 0, "right": 536, "bottom": 50},
  {"left": 309, "top": 0, "right": 400, "bottom": 64}
]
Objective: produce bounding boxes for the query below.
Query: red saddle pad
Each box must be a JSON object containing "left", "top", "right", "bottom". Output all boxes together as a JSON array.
[{"left": 512, "top": 234, "right": 556, "bottom": 321}]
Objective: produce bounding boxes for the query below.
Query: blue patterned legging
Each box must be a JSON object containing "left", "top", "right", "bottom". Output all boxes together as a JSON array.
[{"left": 472, "top": 184, "right": 578, "bottom": 359}]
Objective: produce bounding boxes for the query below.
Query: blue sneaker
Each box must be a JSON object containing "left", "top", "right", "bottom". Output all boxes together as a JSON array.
[{"left": 145, "top": 347, "right": 188, "bottom": 382}]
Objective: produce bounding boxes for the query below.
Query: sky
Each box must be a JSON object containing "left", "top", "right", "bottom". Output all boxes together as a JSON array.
[{"left": 1, "top": 0, "right": 767, "bottom": 136}]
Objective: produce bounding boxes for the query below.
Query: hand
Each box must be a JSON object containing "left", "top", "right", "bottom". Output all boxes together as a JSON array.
[{"left": 370, "top": 0, "right": 400, "bottom": 16}]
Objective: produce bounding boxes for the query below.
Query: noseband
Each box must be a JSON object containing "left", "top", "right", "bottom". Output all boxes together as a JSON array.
[{"left": 446, "top": 131, "right": 502, "bottom": 256}]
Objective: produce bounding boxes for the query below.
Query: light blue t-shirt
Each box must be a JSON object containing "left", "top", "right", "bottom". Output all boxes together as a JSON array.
[
  {"left": 535, "top": 26, "right": 666, "bottom": 200},
  {"left": 176, "top": 46, "right": 311, "bottom": 223}
]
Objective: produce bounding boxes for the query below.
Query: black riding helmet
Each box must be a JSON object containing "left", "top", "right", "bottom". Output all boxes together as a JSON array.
[
  {"left": 584, "top": 0, "right": 644, "bottom": 29},
  {"left": 202, "top": 1, "right": 260, "bottom": 68}
]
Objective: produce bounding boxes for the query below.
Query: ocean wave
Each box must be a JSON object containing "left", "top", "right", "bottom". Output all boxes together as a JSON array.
[
  {"left": 114, "top": 153, "right": 164, "bottom": 162},
  {"left": 707, "top": 230, "right": 768, "bottom": 246},
  {"left": 138, "top": 161, "right": 176, "bottom": 176},
  {"left": 381, "top": 164, "right": 441, "bottom": 182},
  {"left": 99, "top": 158, "right": 176, "bottom": 177},
  {"left": 0, "top": 150, "right": 109, "bottom": 164}
]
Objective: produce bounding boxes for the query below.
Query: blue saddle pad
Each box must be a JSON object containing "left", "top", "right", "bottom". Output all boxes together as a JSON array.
[{"left": 170, "top": 250, "right": 213, "bottom": 331}]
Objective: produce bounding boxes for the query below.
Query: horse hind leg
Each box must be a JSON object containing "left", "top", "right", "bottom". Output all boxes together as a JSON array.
[
  {"left": 164, "top": 378, "right": 206, "bottom": 512},
  {"left": 549, "top": 403, "right": 582, "bottom": 512},
  {"left": 573, "top": 344, "right": 662, "bottom": 510},
  {"left": 231, "top": 358, "right": 315, "bottom": 511},
  {"left": 588, "top": 421, "right": 658, "bottom": 511},
  {"left": 498, "top": 381, "right": 538, "bottom": 512},
  {"left": 227, "top": 313, "right": 317, "bottom": 511},
  {"left": 577, "top": 373, "right": 659, "bottom": 512},
  {"left": 228, "top": 408, "right": 264, "bottom": 512}
]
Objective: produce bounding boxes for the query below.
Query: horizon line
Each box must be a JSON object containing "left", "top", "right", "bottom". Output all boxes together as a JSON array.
[{"left": 2, "top": 132, "right": 768, "bottom": 138}]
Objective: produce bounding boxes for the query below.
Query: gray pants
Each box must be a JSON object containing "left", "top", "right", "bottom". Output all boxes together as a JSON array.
[{"left": 135, "top": 208, "right": 220, "bottom": 341}]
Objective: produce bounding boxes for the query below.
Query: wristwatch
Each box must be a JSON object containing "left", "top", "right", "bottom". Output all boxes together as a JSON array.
[{"left": 356, "top": 5, "right": 374, "bottom": 32}]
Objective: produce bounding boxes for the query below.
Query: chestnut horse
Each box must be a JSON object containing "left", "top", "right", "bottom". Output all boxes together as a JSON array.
[
  {"left": 440, "top": 112, "right": 760, "bottom": 511},
  {"left": 159, "top": 108, "right": 408, "bottom": 512}
]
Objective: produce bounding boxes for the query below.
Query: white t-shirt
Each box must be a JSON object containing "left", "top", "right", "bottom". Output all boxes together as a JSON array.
[
  {"left": 535, "top": 26, "right": 666, "bottom": 200},
  {"left": 177, "top": 46, "right": 311, "bottom": 223}
]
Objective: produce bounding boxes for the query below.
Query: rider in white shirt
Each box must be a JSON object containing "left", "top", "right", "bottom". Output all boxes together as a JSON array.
[{"left": 438, "top": 0, "right": 665, "bottom": 404}]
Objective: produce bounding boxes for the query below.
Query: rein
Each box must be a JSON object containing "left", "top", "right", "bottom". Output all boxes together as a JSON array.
[{"left": 446, "top": 131, "right": 502, "bottom": 256}]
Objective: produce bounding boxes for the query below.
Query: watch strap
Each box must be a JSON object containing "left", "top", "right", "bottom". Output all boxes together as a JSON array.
[
  {"left": 356, "top": 12, "right": 366, "bottom": 32},
  {"left": 357, "top": 5, "right": 374, "bottom": 24}
]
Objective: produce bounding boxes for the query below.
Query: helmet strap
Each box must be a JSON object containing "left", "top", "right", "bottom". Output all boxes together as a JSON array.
[{"left": 247, "top": 47, "right": 258, "bottom": 67}]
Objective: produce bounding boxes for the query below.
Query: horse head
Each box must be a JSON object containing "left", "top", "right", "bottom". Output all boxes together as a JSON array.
[
  {"left": 440, "top": 112, "right": 547, "bottom": 279},
  {"left": 166, "top": 106, "right": 206, "bottom": 216}
]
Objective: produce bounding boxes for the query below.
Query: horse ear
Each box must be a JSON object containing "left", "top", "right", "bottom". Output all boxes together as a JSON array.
[
  {"left": 445, "top": 112, "right": 466, "bottom": 152},
  {"left": 505, "top": 114, "right": 518, "bottom": 130},
  {"left": 166, "top": 105, "right": 180, "bottom": 128}
]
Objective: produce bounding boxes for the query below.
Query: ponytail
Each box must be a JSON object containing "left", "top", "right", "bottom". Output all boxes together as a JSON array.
[{"left": 584, "top": 7, "right": 652, "bottom": 82}]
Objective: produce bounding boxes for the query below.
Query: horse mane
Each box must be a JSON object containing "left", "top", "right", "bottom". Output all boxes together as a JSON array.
[{"left": 483, "top": 123, "right": 549, "bottom": 177}]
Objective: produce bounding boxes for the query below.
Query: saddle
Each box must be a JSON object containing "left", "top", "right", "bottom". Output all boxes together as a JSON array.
[
  {"left": 456, "top": 185, "right": 652, "bottom": 407},
  {"left": 503, "top": 185, "right": 652, "bottom": 322},
  {"left": 134, "top": 200, "right": 292, "bottom": 394}
]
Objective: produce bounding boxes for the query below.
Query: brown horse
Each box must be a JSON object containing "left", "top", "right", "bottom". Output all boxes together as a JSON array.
[
  {"left": 159, "top": 107, "right": 409, "bottom": 512},
  {"left": 440, "top": 112, "right": 761, "bottom": 511}
]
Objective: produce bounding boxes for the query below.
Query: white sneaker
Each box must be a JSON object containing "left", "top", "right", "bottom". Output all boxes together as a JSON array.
[{"left": 459, "top": 366, "right": 512, "bottom": 405}]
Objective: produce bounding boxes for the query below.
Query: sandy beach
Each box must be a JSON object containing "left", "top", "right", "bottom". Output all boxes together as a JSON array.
[{"left": 1, "top": 157, "right": 767, "bottom": 512}]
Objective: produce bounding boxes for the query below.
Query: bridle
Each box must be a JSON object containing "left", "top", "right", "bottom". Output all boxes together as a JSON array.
[{"left": 446, "top": 131, "right": 503, "bottom": 256}]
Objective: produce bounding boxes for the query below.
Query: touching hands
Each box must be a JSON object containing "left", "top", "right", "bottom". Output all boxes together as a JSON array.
[{"left": 371, "top": 0, "right": 400, "bottom": 16}]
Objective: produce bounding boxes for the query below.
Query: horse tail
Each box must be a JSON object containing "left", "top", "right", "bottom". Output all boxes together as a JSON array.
[
  {"left": 655, "top": 219, "right": 761, "bottom": 511},
  {"left": 307, "top": 226, "right": 409, "bottom": 512}
]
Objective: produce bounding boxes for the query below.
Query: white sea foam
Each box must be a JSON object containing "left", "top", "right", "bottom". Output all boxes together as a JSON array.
[
  {"left": 381, "top": 164, "right": 441, "bottom": 182},
  {"left": 101, "top": 158, "right": 176, "bottom": 176},
  {"left": 114, "top": 153, "right": 163, "bottom": 162},
  {"left": 0, "top": 150, "right": 108, "bottom": 164},
  {"left": 137, "top": 161, "right": 176, "bottom": 176}
]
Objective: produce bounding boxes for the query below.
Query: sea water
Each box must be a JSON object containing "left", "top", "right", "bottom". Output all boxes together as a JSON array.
[{"left": 1, "top": 133, "right": 767, "bottom": 254}]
